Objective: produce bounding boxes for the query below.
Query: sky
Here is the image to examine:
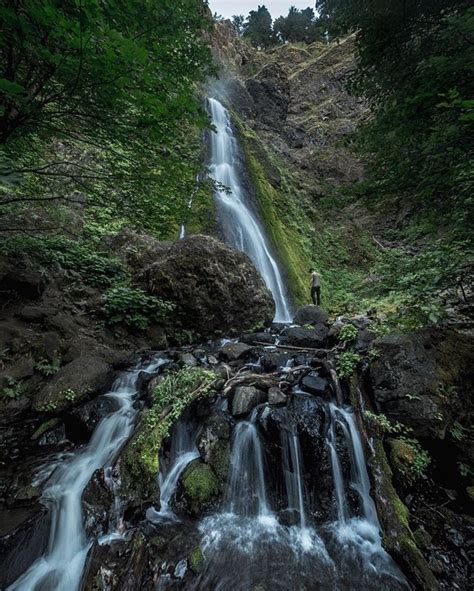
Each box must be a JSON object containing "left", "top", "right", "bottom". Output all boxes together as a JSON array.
[{"left": 209, "top": 1, "right": 315, "bottom": 20}]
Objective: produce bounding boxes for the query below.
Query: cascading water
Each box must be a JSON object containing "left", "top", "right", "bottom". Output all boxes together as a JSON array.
[
  {"left": 208, "top": 97, "right": 292, "bottom": 323},
  {"left": 147, "top": 418, "right": 199, "bottom": 522},
  {"left": 8, "top": 356, "right": 167, "bottom": 591}
]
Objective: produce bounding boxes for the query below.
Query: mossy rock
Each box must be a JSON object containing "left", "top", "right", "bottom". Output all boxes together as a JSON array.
[
  {"left": 182, "top": 461, "right": 220, "bottom": 515},
  {"left": 119, "top": 411, "right": 161, "bottom": 503},
  {"left": 188, "top": 546, "right": 204, "bottom": 574}
]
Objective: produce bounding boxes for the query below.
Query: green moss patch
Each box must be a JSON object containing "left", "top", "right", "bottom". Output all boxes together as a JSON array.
[{"left": 182, "top": 461, "right": 220, "bottom": 515}]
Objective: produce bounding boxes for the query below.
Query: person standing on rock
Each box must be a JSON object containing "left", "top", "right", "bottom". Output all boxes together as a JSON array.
[{"left": 310, "top": 268, "right": 321, "bottom": 306}]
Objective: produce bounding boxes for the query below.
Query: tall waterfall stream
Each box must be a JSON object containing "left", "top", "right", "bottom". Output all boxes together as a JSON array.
[{"left": 208, "top": 97, "right": 292, "bottom": 323}]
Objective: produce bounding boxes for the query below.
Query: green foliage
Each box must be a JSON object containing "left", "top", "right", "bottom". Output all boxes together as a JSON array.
[
  {"left": 102, "top": 287, "right": 174, "bottom": 331},
  {"left": 338, "top": 323, "right": 358, "bottom": 343},
  {"left": 336, "top": 351, "right": 360, "bottom": 378},
  {"left": 314, "top": 0, "right": 473, "bottom": 325},
  {"left": 35, "top": 358, "right": 61, "bottom": 377},
  {"left": 274, "top": 7, "right": 323, "bottom": 44},
  {"left": 0, "top": 0, "right": 213, "bottom": 241},
  {"left": 243, "top": 6, "right": 275, "bottom": 48},
  {"left": 390, "top": 437, "right": 431, "bottom": 486},
  {"left": 363, "top": 410, "right": 407, "bottom": 437},
  {"left": 449, "top": 421, "right": 473, "bottom": 442},
  {"left": 2, "top": 235, "right": 125, "bottom": 287},
  {"left": 0, "top": 377, "right": 25, "bottom": 399},
  {"left": 120, "top": 367, "right": 216, "bottom": 498}
]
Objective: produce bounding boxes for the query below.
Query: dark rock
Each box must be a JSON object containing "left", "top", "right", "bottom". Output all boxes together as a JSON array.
[
  {"left": 245, "top": 63, "right": 290, "bottom": 131},
  {"left": 354, "top": 329, "right": 376, "bottom": 352},
  {"left": 0, "top": 504, "right": 50, "bottom": 589},
  {"left": 38, "top": 421, "right": 66, "bottom": 446},
  {"left": 67, "top": 395, "right": 118, "bottom": 440},
  {"left": 220, "top": 342, "right": 253, "bottom": 361},
  {"left": 281, "top": 325, "right": 327, "bottom": 349},
  {"left": 232, "top": 385, "right": 267, "bottom": 416},
  {"left": 300, "top": 373, "right": 330, "bottom": 398},
  {"left": 293, "top": 305, "right": 329, "bottom": 327},
  {"left": 268, "top": 387, "right": 287, "bottom": 405},
  {"left": 140, "top": 235, "right": 274, "bottom": 337},
  {"left": 241, "top": 332, "right": 275, "bottom": 345},
  {"left": 197, "top": 414, "right": 231, "bottom": 481},
  {"left": 369, "top": 329, "right": 474, "bottom": 438},
  {"left": 17, "top": 305, "right": 55, "bottom": 322},
  {"left": 278, "top": 508, "right": 301, "bottom": 527},
  {"left": 261, "top": 350, "right": 291, "bottom": 372},
  {"left": 180, "top": 352, "right": 197, "bottom": 367},
  {"left": 33, "top": 355, "right": 112, "bottom": 412},
  {"left": 82, "top": 468, "right": 114, "bottom": 536}
]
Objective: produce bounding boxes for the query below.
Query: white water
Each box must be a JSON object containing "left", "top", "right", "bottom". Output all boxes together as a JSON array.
[
  {"left": 225, "top": 410, "right": 272, "bottom": 519},
  {"left": 8, "top": 357, "right": 167, "bottom": 591},
  {"left": 147, "top": 419, "right": 199, "bottom": 522},
  {"left": 208, "top": 97, "right": 292, "bottom": 323}
]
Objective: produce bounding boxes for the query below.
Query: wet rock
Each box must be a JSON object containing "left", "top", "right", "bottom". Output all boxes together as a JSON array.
[
  {"left": 182, "top": 461, "right": 220, "bottom": 515},
  {"left": 300, "top": 373, "right": 330, "bottom": 398},
  {"left": 0, "top": 504, "right": 50, "bottom": 589},
  {"left": 174, "top": 558, "right": 188, "bottom": 579},
  {"left": 241, "top": 331, "right": 275, "bottom": 345},
  {"left": 140, "top": 235, "right": 275, "bottom": 336},
  {"left": 278, "top": 508, "right": 301, "bottom": 527},
  {"left": 281, "top": 326, "right": 327, "bottom": 349},
  {"left": 67, "top": 395, "right": 117, "bottom": 439},
  {"left": 293, "top": 305, "right": 329, "bottom": 326},
  {"left": 33, "top": 354, "right": 112, "bottom": 412},
  {"left": 268, "top": 387, "right": 287, "bottom": 405},
  {"left": 180, "top": 352, "right": 197, "bottom": 367},
  {"left": 261, "top": 350, "right": 291, "bottom": 371},
  {"left": 82, "top": 468, "right": 113, "bottom": 537},
  {"left": 245, "top": 63, "right": 290, "bottom": 131},
  {"left": 38, "top": 421, "right": 66, "bottom": 446},
  {"left": 231, "top": 385, "right": 267, "bottom": 416},
  {"left": 197, "top": 414, "right": 231, "bottom": 481},
  {"left": 221, "top": 342, "right": 253, "bottom": 361}
]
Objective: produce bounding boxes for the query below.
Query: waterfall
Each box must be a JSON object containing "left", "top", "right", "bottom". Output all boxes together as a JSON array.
[
  {"left": 280, "top": 424, "right": 307, "bottom": 529},
  {"left": 147, "top": 418, "right": 199, "bottom": 522},
  {"left": 225, "top": 411, "right": 272, "bottom": 520},
  {"left": 8, "top": 357, "right": 167, "bottom": 591},
  {"left": 208, "top": 97, "right": 292, "bottom": 323}
]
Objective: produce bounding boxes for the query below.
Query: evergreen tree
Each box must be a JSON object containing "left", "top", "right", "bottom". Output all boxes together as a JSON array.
[
  {"left": 274, "top": 6, "right": 323, "bottom": 44},
  {"left": 243, "top": 5, "right": 274, "bottom": 48},
  {"left": 231, "top": 15, "right": 245, "bottom": 36}
]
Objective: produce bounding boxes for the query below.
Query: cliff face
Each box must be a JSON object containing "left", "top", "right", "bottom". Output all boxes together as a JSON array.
[{"left": 209, "top": 23, "right": 373, "bottom": 309}]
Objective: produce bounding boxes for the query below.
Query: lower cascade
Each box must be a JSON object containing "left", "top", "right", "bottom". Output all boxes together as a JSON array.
[
  {"left": 6, "top": 329, "right": 411, "bottom": 590},
  {"left": 208, "top": 97, "right": 292, "bottom": 323},
  {"left": 7, "top": 357, "right": 168, "bottom": 591}
]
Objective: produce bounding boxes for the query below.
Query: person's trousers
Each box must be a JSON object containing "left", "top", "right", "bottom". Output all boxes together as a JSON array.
[{"left": 311, "top": 286, "right": 321, "bottom": 306}]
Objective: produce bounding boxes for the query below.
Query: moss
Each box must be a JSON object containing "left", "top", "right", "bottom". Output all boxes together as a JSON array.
[
  {"left": 370, "top": 439, "right": 439, "bottom": 590},
  {"left": 182, "top": 461, "right": 220, "bottom": 514},
  {"left": 119, "top": 367, "right": 216, "bottom": 501},
  {"left": 189, "top": 546, "right": 204, "bottom": 574}
]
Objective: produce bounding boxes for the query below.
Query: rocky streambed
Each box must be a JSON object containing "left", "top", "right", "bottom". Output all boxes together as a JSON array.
[{"left": 1, "top": 305, "right": 472, "bottom": 590}]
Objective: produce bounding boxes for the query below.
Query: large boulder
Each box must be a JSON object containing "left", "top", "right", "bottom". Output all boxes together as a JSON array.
[
  {"left": 141, "top": 235, "right": 274, "bottom": 336},
  {"left": 231, "top": 385, "right": 267, "bottom": 416},
  {"left": 281, "top": 325, "right": 328, "bottom": 349},
  {"left": 293, "top": 305, "right": 329, "bottom": 326},
  {"left": 369, "top": 329, "right": 474, "bottom": 438}
]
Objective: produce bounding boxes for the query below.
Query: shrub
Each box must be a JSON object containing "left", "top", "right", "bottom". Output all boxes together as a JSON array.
[
  {"left": 102, "top": 286, "right": 174, "bottom": 330},
  {"left": 389, "top": 437, "right": 431, "bottom": 485},
  {"left": 0, "top": 377, "right": 25, "bottom": 399},
  {"left": 336, "top": 351, "right": 360, "bottom": 378},
  {"left": 338, "top": 323, "right": 358, "bottom": 343}
]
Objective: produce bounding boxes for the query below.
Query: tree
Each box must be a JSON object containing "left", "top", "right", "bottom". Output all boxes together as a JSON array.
[
  {"left": 243, "top": 5, "right": 274, "bottom": 48},
  {"left": 0, "top": 0, "right": 214, "bottom": 237},
  {"left": 274, "top": 6, "right": 323, "bottom": 44},
  {"left": 231, "top": 14, "right": 245, "bottom": 36}
]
